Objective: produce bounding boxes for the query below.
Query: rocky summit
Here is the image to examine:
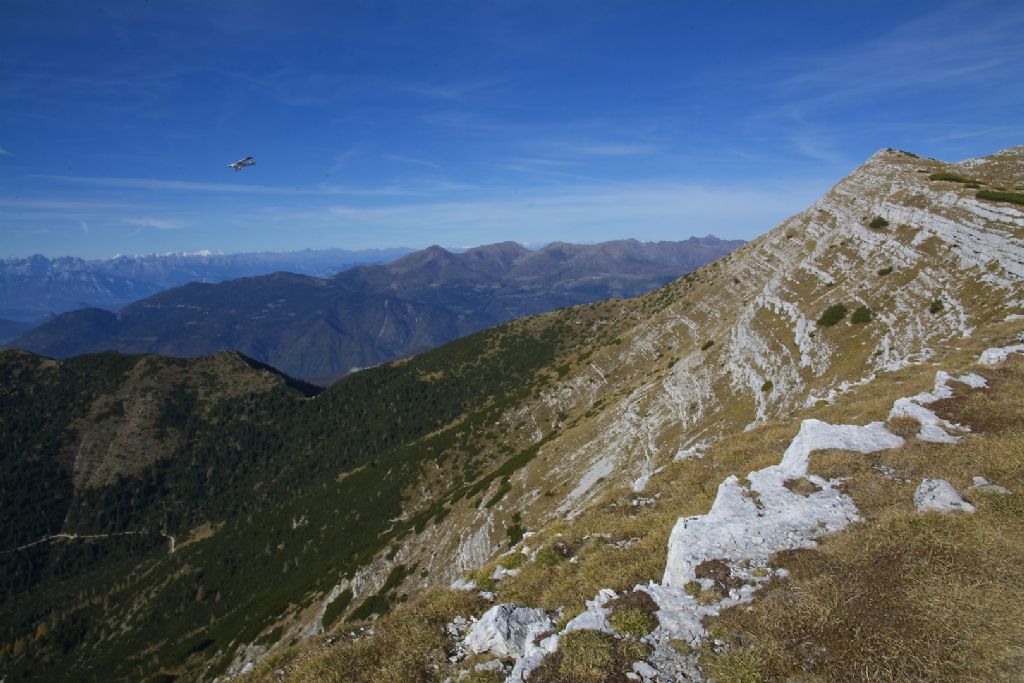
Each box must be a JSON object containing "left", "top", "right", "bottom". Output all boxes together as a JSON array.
[{"left": 1, "top": 146, "right": 1022, "bottom": 682}]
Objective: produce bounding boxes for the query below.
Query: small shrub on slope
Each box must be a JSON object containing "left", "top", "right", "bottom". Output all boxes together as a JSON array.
[
  {"left": 851, "top": 306, "right": 872, "bottom": 324},
  {"left": 868, "top": 216, "right": 889, "bottom": 229},
  {"left": 929, "top": 299, "right": 944, "bottom": 314},
  {"left": 976, "top": 189, "right": 1024, "bottom": 206},
  {"left": 817, "top": 304, "right": 848, "bottom": 327},
  {"left": 928, "top": 172, "right": 979, "bottom": 184}
]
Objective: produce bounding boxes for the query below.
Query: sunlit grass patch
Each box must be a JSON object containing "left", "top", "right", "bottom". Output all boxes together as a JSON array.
[
  {"left": 529, "top": 630, "right": 652, "bottom": 683},
  {"left": 886, "top": 414, "right": 920, "bottom": 440},
  {"left": 240, "top": 588, "right": 488, "bottom": 683},
  {"left": 606, "top": 590, "right": 659, "bottom": 637}
]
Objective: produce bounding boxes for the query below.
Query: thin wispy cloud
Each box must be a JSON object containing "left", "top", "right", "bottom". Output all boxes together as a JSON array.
[
  {"left": 384, "top": 154, "right": 442, "bottom": 170},
  {"left": 0, "top": 197, "right": 145, "bottom": 210},
  {"left": 783, "top": 3, "right": 1024, "bottom": 100},
  {"left": 564, "top": 143, "right": 663, "bottom": 157},
  {"left": 34, "top": 174, "right": 433, "bottom": 197},
  {"left": 0, "top": 147, "right": 13, "bottom": 157},
  {"left": 123, "top": 217, "right": 185, "bottom": 232},
  {"left": 395, "top": 79, "right": 498, "bottom": 101},
  {"left": 80, "top": 221, "right": 89, "bottom": 234},
  {"left": 735, "top": 2, "right": 1024, "bottom": 164},
  {"left": 324, "top": 179, "right": 827, "bottom": 243},
  {"left": 925, "top": 126, "right": 1024, "bottom": 144},
  {"left": 503, "top": 157, "right": 580, "bottom": 168},
  {"left": 789, "top": 130, "right": 847, "bottom": 165}
]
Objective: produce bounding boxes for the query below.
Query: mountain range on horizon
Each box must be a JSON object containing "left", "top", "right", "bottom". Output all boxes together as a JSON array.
[
  {"left": 1, "top": 145, "right": 1023, "bottom": 682},
  {"left": 8, "top": 236, "right": 744, "bottom": 383},
  {"left": 0, "top": 247, "right": 415, "bottom": 326}
]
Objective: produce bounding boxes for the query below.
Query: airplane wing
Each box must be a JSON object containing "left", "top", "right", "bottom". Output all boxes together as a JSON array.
[{"left": 227, "top": 157, "right": 255, "bottom": 171}]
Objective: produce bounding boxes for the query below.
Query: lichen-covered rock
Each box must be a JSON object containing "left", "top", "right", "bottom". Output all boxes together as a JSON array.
[
  {"left": 463, "top": 604, "right": 552, "bottom": 658},
  {"left": 914, "top": 479, "right": 975, "bottom": 513}
]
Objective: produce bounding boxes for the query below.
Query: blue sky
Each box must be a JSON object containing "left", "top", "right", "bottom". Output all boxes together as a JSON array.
[{"left": 2, "top": 0, "right": 1022, "bottom": 259}]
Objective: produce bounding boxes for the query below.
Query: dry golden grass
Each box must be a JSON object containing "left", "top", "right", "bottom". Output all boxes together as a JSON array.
[
  {"left": 238, "top": 588, "right": 488, "bottom": 683},
  {"left": 886, "top": 414, "right": 921, "bottom": 440},
  {"left": 931, "top": 359, "right": 1024, "bottom": 435},
  {"left": 529, "top": 630, "right": 650, "bottom": 683}
]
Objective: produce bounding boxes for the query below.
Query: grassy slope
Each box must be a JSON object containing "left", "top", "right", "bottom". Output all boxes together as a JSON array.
[{"left": 240, "top": 322, "right": 1024, "bottom": 683}]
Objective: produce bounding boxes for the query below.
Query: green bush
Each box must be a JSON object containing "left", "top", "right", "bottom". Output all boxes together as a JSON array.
[
  {"left": 817, "top": 304, "right": 848, "bottom": 327},
  {"left": 976, "top": 190, "right": 1024, "bottom": 206},
  {"left": 761, "top": 380, "right": 773, "bottom": 393},
  {"left": 868, "top": 216, "right": 889, "bottom": 229},
  {"left": 851, "top": 306, "right": 872, "bottom": 324},
  {"left": 701, "top": 340, "right": 715, "bottom": 351},
  {"left": 322, "top": 588, "right": 353, "bottom": 629},
  {"left": 929, "top": 299, "right": 944, "bottom": 314},
  {"left": 928, "top": 172, "right": 979, "bottom": 184},
  {"left": 506, "top": 512, "right": 525, "bottom": 547},
  {"left": 877, "top": 267, "right": 893, "bottom": 276}
]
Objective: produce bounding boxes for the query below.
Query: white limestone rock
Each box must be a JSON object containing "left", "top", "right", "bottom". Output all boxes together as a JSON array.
[
  {"left": 970, "top": 476, "right": 1010, "bottom": 495},
  {"left": 914, "top": 479, "right": 976, "bottom": 513},
  {"left": 979, "top": 342, "right": 1024, "bottom": 366},
  {"left": 663, "top": 419, "right": 903, "bottom": 587},
  {"left": 506, "top": 632, "right": 560, "bottom": 683},
  {"left": 473, "top": 658, "right": 505, "bottom": 673},
  {"left": 562, "top": 588, "right": 617, "bottom": 634},
  {"left": 632, "top": 660, "right": 659, "bottom": 680},
  {"left": 888, "top": 371, "right": 969, "bottom": 443},
  {"left": 463, "top": 604, "right": 552, "bottom": 659}
]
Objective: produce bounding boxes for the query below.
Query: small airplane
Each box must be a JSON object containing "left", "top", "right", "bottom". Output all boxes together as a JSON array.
[{"left": 227, "top": 156, "right": 256, "bottom": 172}]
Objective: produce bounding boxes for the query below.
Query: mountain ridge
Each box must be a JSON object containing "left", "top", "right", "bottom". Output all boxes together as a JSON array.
[{"left": 10, "top": 237, "right": 744, "bottom": 383}]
